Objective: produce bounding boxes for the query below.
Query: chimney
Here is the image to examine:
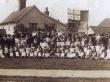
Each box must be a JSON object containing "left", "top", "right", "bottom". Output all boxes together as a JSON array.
[
  {"left": 44, "top": 7, "right": 49, "bottom": 16},
  {"left": 19, "top": 0, "right": 26, "bottom": 10}
]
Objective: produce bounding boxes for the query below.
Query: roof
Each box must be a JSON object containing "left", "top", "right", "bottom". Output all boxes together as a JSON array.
[
  {"left": 98, "top": 18, "right": 110, "bottom": 27},
  {"left": 0, "top": 6, "right": 67, "bottom": 29},
  {"left": 0, "top": 6, "right": 33, "bottom": 24},
  {"left": 90, "top": 26, "right": 98, "bottom": 33},
  {"left": 91, "top": 26, "right": 110, "bottom": 34},
  {"left": 90, "top": 18, "right": 110, "bottom": 34}
]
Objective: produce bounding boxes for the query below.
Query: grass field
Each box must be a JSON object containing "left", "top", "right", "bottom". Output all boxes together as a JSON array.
[{"left": 0, "top": 58, "right": 110, "bottom": 70}]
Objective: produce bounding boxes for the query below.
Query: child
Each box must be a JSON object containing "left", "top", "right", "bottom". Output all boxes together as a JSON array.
[
  {"left": 106, "top": 49, "right": 110, "bottom": 60},
  {"left": 78, "top": 48, "right": 84, "bottom": 59},
  {"left": 60, "top": 48, "right": 65, "bottom": 58},
  {"left": 45, "top": 50, "right": 50, "bottom": 58},
  {"left": 26, "top": 45, "right": 31, "bottom": 57},
  {"left": 15, "top": 49, "right": 20, "bottom": 57},
  {"left": 34, "top": 48, "right": 38, "bottom": 57},
  {"left": 9, "top": 47, "right": 14, "bottom": 57},
  {"left": 55, "top": 47, "right": 61, "bottom": 57},
  {"left": 0, "top": 46, "right": 4, "bottom": 58},
  {"left": 4, "top": 46, "right": 9, "bottom": 57},
  {"left": 29, "top": 48, "right": 34, "bottom": 57},
  {"left": 68, "top": 46, "right": 76, "bottom": 58},
  {"left": 20, "top": 46, "right": 26, "bottom": 57},
  {"left": 37, "top": 46, "right": 42, "bottom": 57},
  {"left": 91, "top": 47, "right": 97, "bottom": 59},
  {"left": 85, "top": 47, "right": 92, "bottom": 59}
]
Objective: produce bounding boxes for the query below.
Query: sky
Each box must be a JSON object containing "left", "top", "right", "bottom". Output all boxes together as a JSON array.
[{"left": 0, "top": 0, "right": 110, "bottom": 26}]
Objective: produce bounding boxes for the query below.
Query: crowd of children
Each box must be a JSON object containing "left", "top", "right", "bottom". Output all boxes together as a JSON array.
[{"left": 0, "top": 31, "right": 110, "bottom": 60}]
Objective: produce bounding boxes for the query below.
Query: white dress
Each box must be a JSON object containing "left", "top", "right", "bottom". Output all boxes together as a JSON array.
[
  {"left": 85, "top": 49, "right": 91, "bottom": 58},
  {"left": 26, "top": 48, "right": 30, "bottom": 56},
  {"left": 21, "top": 51, "right": 26, "bottom": 57},
  {"left": 55, "top": 53, "right": 61, "bottom": 57},
  {"left": 60, "top": 53, "right": 65, "bottom": 57},
  {"left": 100, "top": 52, "right": 105, "bottom": 59},
  {"left": 15, "top": 51, "right": 19, "bottom": 57},
  {"left": 66, "top": 41, "right": 70, "bottom": 46},
  {"left": 38, "top": 52, "right": 42, "bottom": 57},
  {"left": 34, "top": 50, "right": 38, "bottom": 57},
  {"left": 30, "top": 52, "right": 34, "bottom": 57},
  {"left": 45, "top": 53, "right": 50, "bottom": 58},
  {"left": 79, "top": 51, "right": 84, "bottom": 57},
  {"left": 10, "top": 52, "right": 14, "bottom": 57},
  {"left": 106, "top": 49, "right": 110, "bottom": 59},
  {"left": 67, "top": 51, "right": 76, "bottom": 58},
  {"left": 0, "top": 49, "right": 4, "bottom": 58}
]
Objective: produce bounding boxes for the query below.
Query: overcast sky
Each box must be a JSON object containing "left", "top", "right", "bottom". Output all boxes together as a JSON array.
[{"left": 0, "top": 0, "right": 110, "bottom": 26}]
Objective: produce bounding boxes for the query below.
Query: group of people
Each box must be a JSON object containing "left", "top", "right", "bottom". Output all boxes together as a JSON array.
[{"left": 0, "top": 31, "right": 110, "bottom": 60}]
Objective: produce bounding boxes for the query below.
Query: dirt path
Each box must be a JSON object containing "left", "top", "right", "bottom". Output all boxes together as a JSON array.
[{"left": 0, "top": 69, "right": 110, "bottom": 78}]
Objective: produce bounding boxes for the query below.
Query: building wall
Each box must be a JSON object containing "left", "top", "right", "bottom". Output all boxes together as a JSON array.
[
  {"left": 18, "top": 7, "right": 67, "bottom": 32},
  {"left": 78, "top": 21, "right": 88, "bottom": 33},
  {"left": 88, "top": 27, "right": 95, "bottom": 34},
  {"left": 0, "top": 24, "right": 16, "bottom": 35}
]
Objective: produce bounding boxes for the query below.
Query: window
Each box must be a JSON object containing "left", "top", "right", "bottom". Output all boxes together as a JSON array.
[{"left": 29, "top": 23, "right": 37, "bottom": 31}]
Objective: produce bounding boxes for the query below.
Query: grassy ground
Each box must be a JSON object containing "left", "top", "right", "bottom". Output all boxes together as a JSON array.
[
  {"left": 0, "top": 76, "right": 110, "bottom": 82},
  {"left": 0, "top": 58, "right": 110, "bottom": 70}
]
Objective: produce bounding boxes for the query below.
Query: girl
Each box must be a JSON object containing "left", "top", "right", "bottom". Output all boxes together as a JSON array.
[
  {"left": 9, "top": 47, "right": 14, "bottom": 57},
  {"left": 4, "top": 46, "right": 9, "bottom": 57},
  {"left": 26, "top": 45, "right": 31, "bottom": 57},
  {"left": 34, "top": 48, "right": 38, "bottom": 57},
  {"left": 0, "top": 46, "right": 4, "bottom": 58},
  {"left": 29, "top": 48, "right": 34, "bottom": 57}
]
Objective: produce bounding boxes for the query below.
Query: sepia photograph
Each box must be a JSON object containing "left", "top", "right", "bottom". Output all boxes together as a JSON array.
[{"left": 0, "top": 0, "right": 110, "bottom": 82}]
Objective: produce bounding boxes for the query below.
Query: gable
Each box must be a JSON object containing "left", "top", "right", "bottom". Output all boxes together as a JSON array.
[
  {"left": 0, "top": 6, "right": 33, "bottom": 25},
  {"left": 0, "top": 5, "right": 67, "bottom": 31}
]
